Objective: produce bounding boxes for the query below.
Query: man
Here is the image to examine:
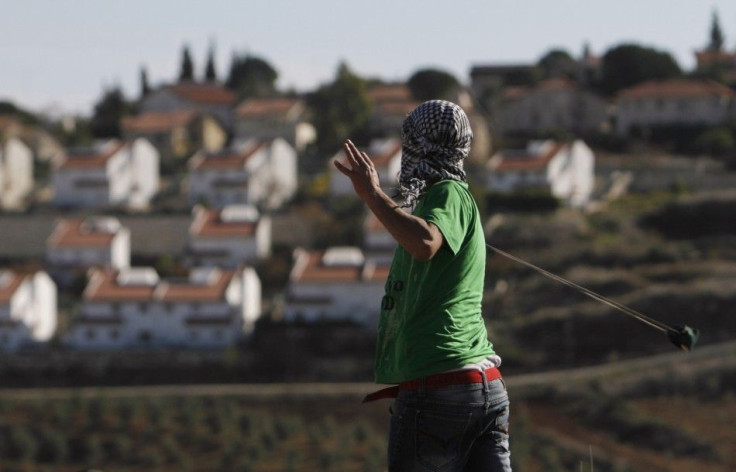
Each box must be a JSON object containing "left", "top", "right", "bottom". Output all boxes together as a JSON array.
[{"left": 334, "top": 100, "right": 511, "bottom": 472}]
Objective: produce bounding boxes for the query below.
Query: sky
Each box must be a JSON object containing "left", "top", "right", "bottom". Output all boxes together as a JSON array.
[{"left": 2, "top": 0, "right": 736, "bottom": 117}]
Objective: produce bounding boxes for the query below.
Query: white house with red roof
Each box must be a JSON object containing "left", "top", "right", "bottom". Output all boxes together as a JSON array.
[
  {"left": 329, "top": 138, "right": 402, "bottom": 198},
  {"left": 234, "top": 97, "right": 316, "bottom": 152},
  {"left": 363, "top": 212, "right": 396, "bottom": 265},
  {"left": 495, "top": 78, "right": 610, "bottom": 134},
  {"left": 122, "top": 110, "right": 227, "bottom": 161},
  {"left": 186, "top": 204, "right": 271, "bottom": 268},
  {"left": 0, "top": 270, "right": 57, "bottom": 351},
  {"left": 139, "top": 82, "right": 238, "bottom": 130},
  {"left": 367, "top": 84, "right": 419, "bottom": 137},
  {"left": 65, "top": 266, "right": 261, "bottom": 350},
  {"left": 53, "top": 139, "right": 159, "bottom": 210},
  {"left": 46, "top": 216, "right": 130, "bottom": 285},
  {"left": 283, "top": 247, "right": 390, "bottom": 325},
  {"left": 615, "top": 79, "right": 736, "bottom": 135},
  {"left": 487, "top": 140, "right": 595, "bottom": 208},
  {"left": 188, "top": 137, "right": 297, "bottom": 209},
  {"left": 0, "top": 135, "right": 34, "bottom": 210}
]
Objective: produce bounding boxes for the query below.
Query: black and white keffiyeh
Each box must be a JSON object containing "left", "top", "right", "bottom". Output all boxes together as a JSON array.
[{"left": 398, "top": 100, "right": 473, "bottom": 208}]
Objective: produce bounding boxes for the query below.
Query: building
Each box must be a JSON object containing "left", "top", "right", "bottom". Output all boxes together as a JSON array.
[
  {"left": 363, "top": 212, "right": 396, "bottom": 265},
  {"left": 487, "top": 140, "right": 595, "bottom": 208},
  {"left": 0, "top": 270, "right": 57, "bottom": 352},
  {"left": 65, "top": 266, "right": 261, "bottom": 350},
  {"left": 366, "top": 84, "right": 419, "bottom": 137},
  {"left": 0, "top": 115, "right": 64, "bottom": 164},
  {"left": 0, "top": 136, "right": 34, "bottom": 210},
  {"left": 283, "top": 247, "right": 389, "bottom": 325},
  {"left": 122, "top": 110, "right": 227, "bottom": 162},
  {"left": 53, "top": 139, "right": 159, "bottom": 210},
  {"left": 186, "top": 204, "right": 271, "bottom": 268},
  {"left": 615, "top": 79, "right": 736, "bottom": 135},
  {"left": 139, "top": 82, "right": 238, "bottom": 131},
  {"left": 494, "top": 78, "right": 610, "bottom": 134},
  {"left": 329, "top": 138, "right": 402, "bottom": 197},
  {"left": 188, "top": 138, "right": 297, "bottom": 210},
  {"left": 45, "top": 216, "right": 131, "bottom": 286},
  {"left": 234, "top": 97, "right": 316, "bottom": 152}
]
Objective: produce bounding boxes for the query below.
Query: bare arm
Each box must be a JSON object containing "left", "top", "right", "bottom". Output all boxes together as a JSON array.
[{"left": 334, "top": 140, "right": 443, "bottom": 261}]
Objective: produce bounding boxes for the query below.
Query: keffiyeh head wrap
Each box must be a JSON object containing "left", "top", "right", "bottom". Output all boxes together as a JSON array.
[{"left": 398, "top": 100, "right": 473, "bottom": 208}]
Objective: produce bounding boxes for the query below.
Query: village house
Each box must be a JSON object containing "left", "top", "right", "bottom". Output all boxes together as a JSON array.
[
  {"left": 186, "top": 204, "right": 271, "bottom": 268},
  {"left": 65, "top": 266, "right": 261, "bottom": 350},
  {"left": 234, "top": 97, "right": 316, "bottom": 152},
  {"left": 487, "top": 140, "right": 595, "bottom": 208},
  {"left": 363, "top": 212, "right": 396, "bottom": 265},
  {"left": 0, "top": 270, "right": 57, "bottom": 352},
  {"left": 329, "top": 138, "right": 402, "bottom": 198},
  {"left": 0, "top": 135, "right": 34, "bottom": 210},
  {"left": 45, "top": 216, "right": 131, "bottom": 287},
  {"left": 615, "top": 79, "right": 736, "bottom": 135},
  {"left": 188, "top": 138, "right": 297, "bottom": 210},
  {"left": 139, "top": 82, "right": 238, "bottom": 131},
  {"left": 122, "top": 110, "right": 227, "bottom": 162},
  {"left": 0, "top": 115, "right": 64, "bottom": 164},
  {"left": 53, "top": 138, "right": 159, "bottom": 210},
  {"left": 366, "top": 84, "right": 418, "bottom": 137},
  {"left": 494, "top": 78, "right": 610, "bottom": 135},
  {"left": 283, "top": 247, "right": 389, "bottom": 325}
]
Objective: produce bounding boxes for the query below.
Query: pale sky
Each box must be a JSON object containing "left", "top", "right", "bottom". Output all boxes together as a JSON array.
[{"left": 2, "top": 0, "right": 736, "bottom": 116}]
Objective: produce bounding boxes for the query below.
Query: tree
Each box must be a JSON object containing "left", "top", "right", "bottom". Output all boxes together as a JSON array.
[
  {"left": 89, "top": 86, "right": 132, "bottom": 138},
  {"left": 537, "top": 49, "right": 578, "bottom": 79},
  {"left": 179, "top": 44, "right": 195, "bottom": 82},
  {"left": 139, "top": 66, "right": 151, "bottom": 98},
  {"left": 407, "top": 68, "right": 461, "bottom": 101},
  {"left": 599, "top": 44, "right": 682, "bottom": 95},
  {"left": 205, "top": 43, "right": 217, "bottom": 82},
  {"left": 708, "top": 10, "right": 725, "bottom": 52},
  {"left": 307, "top": 62, "right": 372, "bottom": 154},
  {"left": 225, "top": 53, "right": 278, "bottom": 99}
]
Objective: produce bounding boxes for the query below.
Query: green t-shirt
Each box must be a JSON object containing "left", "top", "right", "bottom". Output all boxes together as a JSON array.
[{"left": 374, "top": 180, "right": 496, "bottom": 384}]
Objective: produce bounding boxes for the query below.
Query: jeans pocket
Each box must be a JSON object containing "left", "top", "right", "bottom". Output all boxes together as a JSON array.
[
  {"left": 416, "top": 409, "right": 473, "bottom": 471},
  {"left": 491, "top": 404, "right": 510, "bottom": 448}
]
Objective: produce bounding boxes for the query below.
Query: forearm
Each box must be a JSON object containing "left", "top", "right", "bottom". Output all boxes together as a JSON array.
[{"left": 363, "top": 187, "right": 441, "bottom": 261}]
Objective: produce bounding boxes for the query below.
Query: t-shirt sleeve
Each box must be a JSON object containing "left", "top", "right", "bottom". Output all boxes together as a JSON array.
[{"left": 415, "top": 182, "right": 469, "bottom": 255}]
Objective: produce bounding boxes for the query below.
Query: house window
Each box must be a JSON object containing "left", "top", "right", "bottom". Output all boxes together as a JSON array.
[
  {"left": 86, "top": 329, "right": 96, "bottom": 340},
  {"left": 139, "top": 330, "right": 152, "bottom": 342},
  {"left": 110, "top": 329, "right": 119, "bottom": 340}
]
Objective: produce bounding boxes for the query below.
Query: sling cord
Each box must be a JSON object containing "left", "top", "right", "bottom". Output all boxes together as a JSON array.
[{"left": 487, "top": 244, "right": 677, "bottom": 335}]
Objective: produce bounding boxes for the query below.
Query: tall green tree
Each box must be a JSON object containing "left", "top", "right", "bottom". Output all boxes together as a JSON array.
[
  {"left": 599, "top": 43, "right": 682, "bottom": 95},
  {"left": 407, "top": 68, "right": 461, "bottom": 101},
  {"left": 307, "top": 62, "right": 371, "bottom": 154},
  {"left": 225, "top": 53, "right": 278, "bottom": 99},
  {"left": 139, "top": 66, "right": 151, "bottom": 98},
  {"left": 178, "top": 44, "right": 195, "bottom": 82},
  {"left": 205, "top": 43, "right": 217, "bottom": 82},
  {"left": 537, "top": 49, "right": 578, "bottom": 79},
  {"left": 709, "top": 10, "right": 725, "bottom": 52},
  {"left": 89, "top": 86, "right": 132, "bottom": 138}
]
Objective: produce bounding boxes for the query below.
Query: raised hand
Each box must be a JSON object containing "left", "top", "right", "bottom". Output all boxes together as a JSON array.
[{"left": 333, "top": 139, "right": 381, "bottom": 201}]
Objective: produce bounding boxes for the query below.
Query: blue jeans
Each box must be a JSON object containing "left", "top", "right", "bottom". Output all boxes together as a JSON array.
[{"left": 388, "top": 375, "right": 511, "bottom": 472}]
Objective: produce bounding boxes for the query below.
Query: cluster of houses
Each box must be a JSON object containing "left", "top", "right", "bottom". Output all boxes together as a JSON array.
[{"left": 3, "top": 34, "right": 736, "bottom": 352}]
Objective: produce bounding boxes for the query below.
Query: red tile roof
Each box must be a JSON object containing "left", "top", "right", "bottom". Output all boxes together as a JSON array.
[
  {"left": 158, "top": 270, "right": 235, "bottom": 302},
  {"left": 189, "top": 141, "right": 266, "bottom": 170},
  {"left": 189, "top": 207, "right": 258, "bottom": 238},
  {"left": 47, "top": 218, "right": 118, "bottom": 248},
  {"left": 618, "top": 79, "right": 736, "bottom": 100},
  {"left": 0, "top": 271, "right": 26, "bottom": 304},
  {"left": 537, "top": 77, "right": 577, "bottom": 92},
  {"left": 168, "top": 83, "right": 237, "bottom": 106},
  {"left": 122, "top": 110, "right": 199, "bottom": 134},
  {"left": 492, "top": 142, "right": 567, "bottom": 172},
  {"left": 235, "top": 97, "right": 302, "bottom": 119},
  {"left": 84, "top": 268, "right": 236, "bottom": 302},
  {"left": 290, "top": 249, "right": 389, "bottom": 283},
  {"left": 57, "top": 140, "right": 126, "bottom": 170},
  {"left": 368, "top": 84, "right": 413, "bottom": 103}
]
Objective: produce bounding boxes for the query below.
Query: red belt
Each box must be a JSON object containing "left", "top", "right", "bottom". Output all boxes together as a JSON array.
[{"left": 362, "top": 367, "right": 502, "bottom": 403}]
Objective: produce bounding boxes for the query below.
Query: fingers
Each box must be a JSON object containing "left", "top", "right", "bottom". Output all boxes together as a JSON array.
[
  {"left": 333, "top": 158, "right": 351, "bottom": 176},
  {"left": 343, "top": 140, "right": 361, "bottom": 169}
]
